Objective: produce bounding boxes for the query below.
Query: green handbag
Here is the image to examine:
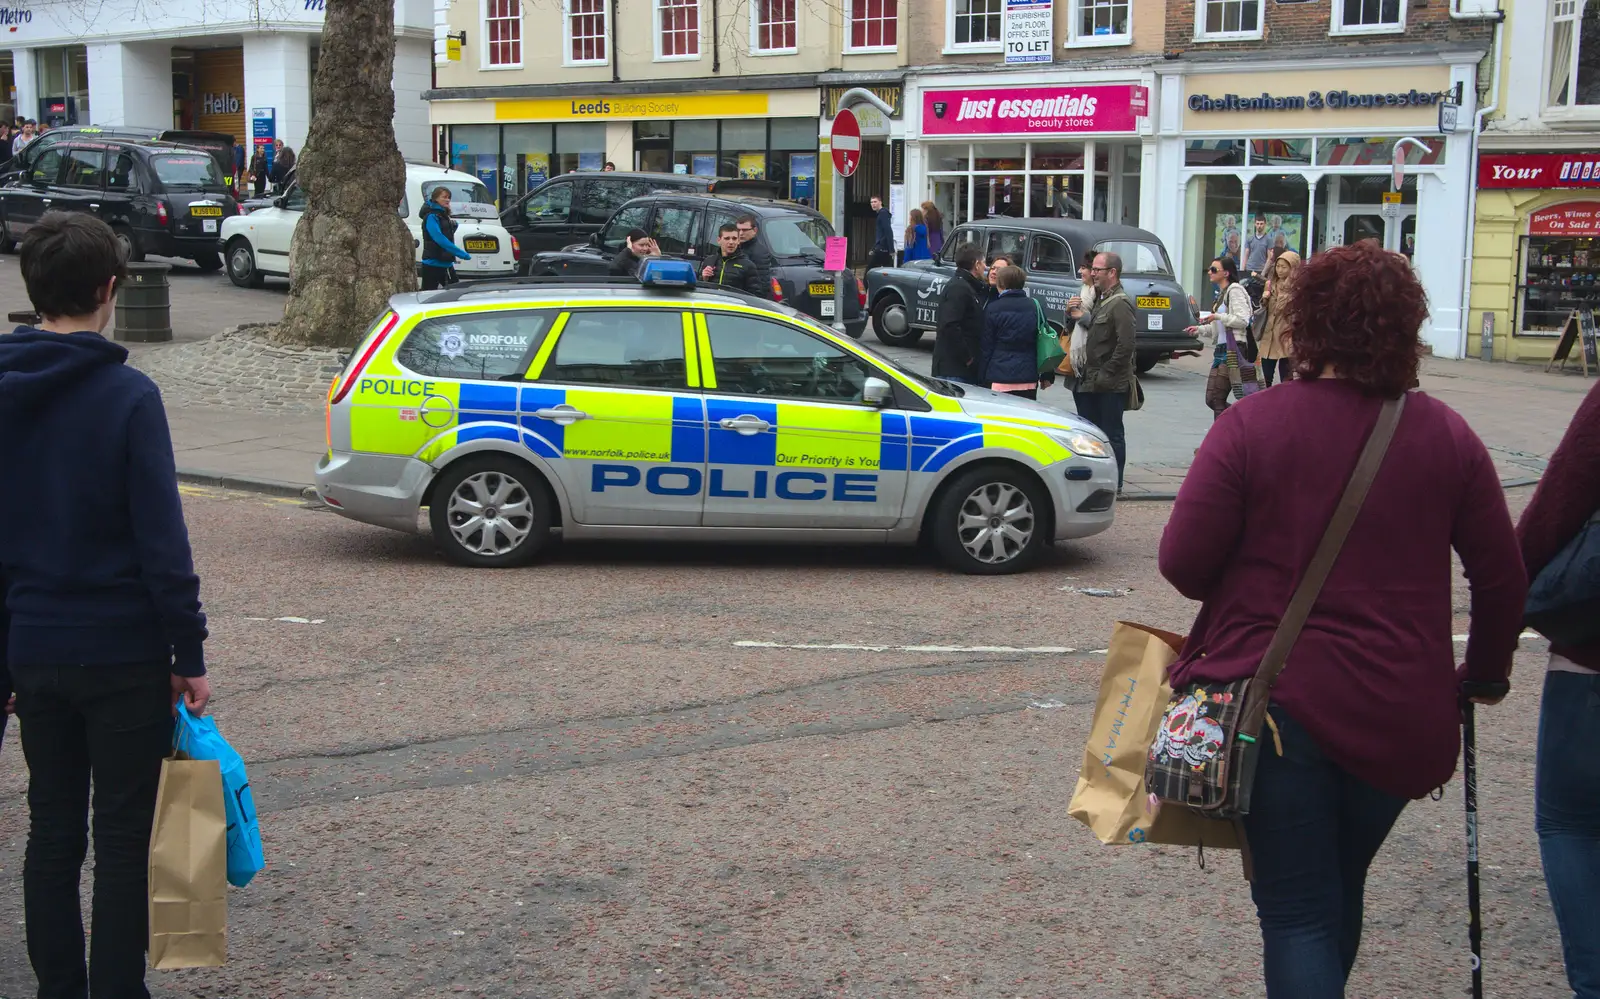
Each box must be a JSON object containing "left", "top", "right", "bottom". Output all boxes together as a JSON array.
[{"left": 1035, "top": 299, "right": 1066, "bottom": 374}]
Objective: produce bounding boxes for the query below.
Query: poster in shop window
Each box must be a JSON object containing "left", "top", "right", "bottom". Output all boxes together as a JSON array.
[
  {"left": 519, "top": 153, "right": 550, "bottom": 194},
  {"left": 737, "top": 152, "right": 767, "bottom": 180},
  {"left": 1215, "top": 213, "right": 1302, "bottom": 264}
]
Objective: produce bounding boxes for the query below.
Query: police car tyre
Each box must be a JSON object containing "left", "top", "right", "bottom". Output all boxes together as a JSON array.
[
  {"left": 428, "top": 456, "right": 553, "bottom": 568},
  {"left": 113, "top": 225, "right": 146, "bottom": 263},
  {"left": 194, "top": 249, "right": 223, "bottom": 272},
  {"left": 929, "top": 464, "right": 1052, "bottom": 575},
  {"left": 226, "top": 238, "right": 263, "bottom": 288},
  {"left": 871, "top": 295, "right": 922, "bottom": 347}
]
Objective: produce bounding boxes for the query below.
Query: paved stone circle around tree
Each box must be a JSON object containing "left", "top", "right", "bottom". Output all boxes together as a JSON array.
[{"left": 129, "top": 323, "right": 346, "bottom": 415}]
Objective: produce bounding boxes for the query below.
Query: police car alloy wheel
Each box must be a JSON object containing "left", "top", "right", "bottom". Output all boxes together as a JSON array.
[
  {"left": 427, "top": 457, "right": 553, "bottom": 568},
  {"left": 871, "top": 296, "right": 923, "bottom": 348},
  {"left": 930, "top": 465, "right": 1051, "bottom": 575}
]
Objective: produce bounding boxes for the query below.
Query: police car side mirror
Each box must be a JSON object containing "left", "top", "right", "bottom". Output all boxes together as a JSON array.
[{"left": 862, "top": 377, "right": 892, "bottom": 407}]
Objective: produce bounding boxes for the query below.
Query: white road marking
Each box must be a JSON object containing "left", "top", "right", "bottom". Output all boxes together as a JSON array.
[
  {"left": 734, "top": 641, "right": 1075, "bottom": 654},
  {"left": 1453, "top": 631, "right": 1541, "bottom": 642},
  {"left": 273, "top": 616, "right": 326, "bottom": 625}
]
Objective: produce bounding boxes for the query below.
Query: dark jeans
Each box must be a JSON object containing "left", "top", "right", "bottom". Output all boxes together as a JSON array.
[
  {"left": 867, "top": 248, "right": 894, "bottom": 270},
  {"left": 1537, "top": 669, "right": 1600, "bottom": 999},
  {"left": 1001, "top": 388, "right": 1037, "bottom": 400},
  {"left": 1073, "top": 390, "right": 1128, "bottom": 489},
  {"left": 1242, "top": 707, "right": 1408, "bottom": 998},
  {"left": 13, "top": 661, "right": 174, "bottom": 999},
  {"left": 420, "top": 265, "right": 458, "bottom": 291},
  {"left": 1261, "top": 357, "right": 1292, "bottom": 386}
]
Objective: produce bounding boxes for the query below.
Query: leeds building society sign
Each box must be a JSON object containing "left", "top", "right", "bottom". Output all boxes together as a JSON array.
[{"left": 1188, "top": 89, "right": 1445, "bottom": 112}]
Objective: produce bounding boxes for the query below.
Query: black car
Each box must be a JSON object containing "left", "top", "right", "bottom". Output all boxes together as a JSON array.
[
  {"left": 864, "top": 218, "right": 1203, "bottom": 373},
  {"left": 502, "top": 170, "right": 780, "bottom": 256},
  {"left": 0, "top": 137, "right": 240, "bottom": 269},
  {"left": 528, "top": 192, "right": 866, "bottom": 337},
  {"left": 4, "top": 125, "right": 236, "bottom": 189}
]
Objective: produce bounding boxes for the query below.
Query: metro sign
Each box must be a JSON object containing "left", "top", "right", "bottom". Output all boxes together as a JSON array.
[{"left": 831, "top": 108, "right": 861, "bottom": 178}]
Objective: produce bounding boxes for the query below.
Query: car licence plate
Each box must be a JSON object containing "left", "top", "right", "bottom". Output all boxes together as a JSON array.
[
  {"left": 1136, "top": 295, "right": 1171, "bottom": 310},
  {"left": 808, "top": 282, "right": 835, "bottom": 297},
  {"left": 464, "top": 238, "right": 498, "bottom": 253},
  {"left": 189, "top": 205, "right": 222, "bottom": 217}
]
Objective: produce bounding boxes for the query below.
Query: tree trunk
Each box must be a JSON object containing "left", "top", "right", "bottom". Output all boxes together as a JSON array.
[{"left": 274, "top": 0, "right": 417, "bottom": 348}]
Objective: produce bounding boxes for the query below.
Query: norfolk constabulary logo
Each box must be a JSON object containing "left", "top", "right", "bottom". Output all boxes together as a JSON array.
[{"left": 439, "top": 327, "right": 465, "bottom": 359}]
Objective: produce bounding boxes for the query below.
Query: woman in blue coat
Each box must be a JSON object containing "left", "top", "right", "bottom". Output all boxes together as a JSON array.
[{"left": 980, "top": 265, "right": 1042, "bottom": 399}]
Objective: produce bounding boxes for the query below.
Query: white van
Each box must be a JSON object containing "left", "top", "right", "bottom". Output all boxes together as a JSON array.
[{"left": 219, "top": 162, "right": 519, "bottom": 287}]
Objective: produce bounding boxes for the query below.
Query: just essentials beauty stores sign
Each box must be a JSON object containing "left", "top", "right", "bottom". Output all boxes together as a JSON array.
[{"left": 921, "top": 85, "right": 1146, "bottom": 136}]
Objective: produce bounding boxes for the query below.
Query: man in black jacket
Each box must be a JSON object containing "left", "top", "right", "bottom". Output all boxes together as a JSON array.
[
  {"left": 734, "top": 215, "right": 775, "bottom": 297},
  {"left": 702, "top": 222, "right": 767, "bottom": 296},
  {"left": 868, "top": 195, "right": 894, "bottom": 269},
  {"left": 0, "top": 213, "right": 212, "bottom": 997},
  {"left": 932, "top": 245, "right": 987, "bottom": 384}
]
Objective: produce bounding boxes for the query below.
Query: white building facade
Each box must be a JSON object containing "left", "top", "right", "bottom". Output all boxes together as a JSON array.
[{"left": 1, "top": 0, "right": 433, "bottom": 161}]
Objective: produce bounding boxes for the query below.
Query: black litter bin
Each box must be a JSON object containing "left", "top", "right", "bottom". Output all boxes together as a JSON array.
[{"left": 115, "top": 261, "right": 172, "bottom": 343}]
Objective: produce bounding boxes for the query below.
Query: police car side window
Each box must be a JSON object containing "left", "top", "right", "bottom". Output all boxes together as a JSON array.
[
  {"left": 396, "top": 312, "right": 550, "bottom": 381},
  {"left": 704, "top": 313, "right": 872, "bottom": 403},
  {"left": 543, "top": 310, "right": 686, "bottom": 390}
]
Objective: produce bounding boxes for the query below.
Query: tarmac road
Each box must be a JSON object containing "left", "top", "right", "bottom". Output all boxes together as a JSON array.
[{"left": 0, "top": 484, "right": 1570, "bottom": 998}]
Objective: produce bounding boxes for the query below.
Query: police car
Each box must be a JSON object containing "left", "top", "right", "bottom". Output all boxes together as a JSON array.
[{"left": 314, "top": 259, "right": 1118, "bottom": 574}]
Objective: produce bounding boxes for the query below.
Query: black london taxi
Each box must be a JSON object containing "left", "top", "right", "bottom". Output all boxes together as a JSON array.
[
  {"left": 0, "top": 137, "right": 240, "bottom": 270},
  {"left": 3, "top": 125, "right": 236, "bottom": 188},
  {"left": 526, "top": 192, "right": 867, "bottom": 337},
  {"left": 863, "top": 218, "right": 1202, "bottom": 373},
  {"left": 502, "top": 170, "right": 779, "bottom": 256}
]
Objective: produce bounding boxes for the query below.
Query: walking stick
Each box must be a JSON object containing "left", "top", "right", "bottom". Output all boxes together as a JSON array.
[{"left": 1460, "top": 679, "right": 1510, "bottom": 999}]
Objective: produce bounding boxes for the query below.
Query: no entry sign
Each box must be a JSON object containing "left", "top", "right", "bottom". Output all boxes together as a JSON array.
[{"left": 831, "top": 108, "right": 861, "bottom": 177}]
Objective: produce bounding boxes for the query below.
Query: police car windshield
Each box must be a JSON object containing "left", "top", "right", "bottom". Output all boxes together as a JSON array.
[
  {"left": 151, "top": 154, "right": 226, "bottom": 190},
  {"left": 763, "top": 215, "right": 830, "bottom": 260},
  {"left": 1091, "top": 239, "right": 1173, "bottom": 276},
  {"left": 847, "top": 334, "right": 961, "bottom": 398}
]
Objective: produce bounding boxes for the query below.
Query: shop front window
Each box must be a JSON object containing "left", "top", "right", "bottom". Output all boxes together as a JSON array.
[
  {"left": 720, "top": 119, "right": 767, "bottom": 180},
  {"left": 555, "top": 122, "right": 606, "bottom": 174},
  {"left": 34, "top": 46, "right": 88, "bottom": 126},
  {"left": 1315, "top": 135, "right": 1443, "bottom": 167},
  {"left": 1186, "top": 139, "right": 1245, "bottom": 167},
  {"left": 770, "top": 117, "right": 819, "bottom": 203},
  {"left": 674, "top": 120, "right": 717, "bottom": 176},
  {"left": 927, "top": 139, "right": 1135, "bottom": 226},
  {"left": 1183, "top": 174, "right": 1244, "bottom": 297},
  {"left": 449, "top": 124, "right": 501, "bottom": 202},
  {"left": 1245, "top": 174, "right": 1312, "bottom": 269},
  {"left": 1312, "top": 174, "right": 1416, "bottom": 259},
  {"left": 1519, "top": 207, "right": 1600, "bottom": 335},
  {"left": 504, "top": 123, "right": 553, "bottom": 198},
  {"left": 1548, "top": 0, "right": 1600, "bottom": 109},
  {"left": 1247, "top": 137, "right": 1312, "bottom": 166}
]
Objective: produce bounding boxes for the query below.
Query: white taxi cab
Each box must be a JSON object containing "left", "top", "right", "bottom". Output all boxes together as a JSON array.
[{"left": 220, "top": 163, "right": 519, "bottom": 287}]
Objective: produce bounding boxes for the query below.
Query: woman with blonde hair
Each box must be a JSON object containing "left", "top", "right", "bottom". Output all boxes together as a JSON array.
[
  {"left": 903, "top": 208, "right": 932, "bottom": 261},
  {"left": 921, "top": 201, "right": 945, "bottom": 256},
  {"left": 1259, "top": 249, "right": 1300, "bottom": 386}
]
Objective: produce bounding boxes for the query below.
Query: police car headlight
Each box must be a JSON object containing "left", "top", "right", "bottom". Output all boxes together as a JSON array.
[{"left": 1050, "top": 431, "right": 1111, "bottom": 459}]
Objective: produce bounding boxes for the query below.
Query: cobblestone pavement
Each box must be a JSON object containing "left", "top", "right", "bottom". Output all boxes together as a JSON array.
[{"left": 0, "top": 488, "right": 1569, "bottom": 998}]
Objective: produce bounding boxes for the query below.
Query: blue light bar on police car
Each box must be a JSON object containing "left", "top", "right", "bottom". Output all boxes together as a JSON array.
[{"left": 638, "top": 258, "right": 696, "bottom": 288}]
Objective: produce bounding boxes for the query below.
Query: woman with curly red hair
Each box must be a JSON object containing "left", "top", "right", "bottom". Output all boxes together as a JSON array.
[{"left": 1157, "top": 239, "right": 1528, "bottom": 998}]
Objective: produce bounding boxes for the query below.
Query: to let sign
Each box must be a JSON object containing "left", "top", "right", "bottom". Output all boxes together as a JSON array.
[
  {"left": 921, "top": 84, "right": 1142, "bottom": 136},
  {"left": 1003, "top": 0, "right": 1052, "bottom": 65},
  {"left": 1529, "top": 202, "right": 1600, "bottom": 236},
  {"left": 830, "top": 108, "right": 861, "bottom": 177}
]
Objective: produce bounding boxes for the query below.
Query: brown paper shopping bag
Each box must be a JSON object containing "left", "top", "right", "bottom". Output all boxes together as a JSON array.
[
  {"left": 1068, "top": 621, "right": 1239, "bottom": 850},
  {"left": 148, "top": 756, "right": 228, "bottom": 969}
]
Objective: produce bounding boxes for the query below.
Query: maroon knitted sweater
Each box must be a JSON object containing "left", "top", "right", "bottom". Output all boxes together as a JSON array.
[{"left": 1517, "top": 378, "right": 1600, "bottom": 669}]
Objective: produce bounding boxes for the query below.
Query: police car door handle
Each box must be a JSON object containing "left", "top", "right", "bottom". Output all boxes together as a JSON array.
[
  {"left": 533, "top": 405, "right": 589, "bottom": 425},
  {"left": 719, "top": 415, "right": 770, "bottom": 435}
]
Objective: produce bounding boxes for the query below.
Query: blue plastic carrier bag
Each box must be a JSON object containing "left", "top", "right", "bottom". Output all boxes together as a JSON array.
[{"left": 175, "top": 703, "right": 264, "bottom": 888}]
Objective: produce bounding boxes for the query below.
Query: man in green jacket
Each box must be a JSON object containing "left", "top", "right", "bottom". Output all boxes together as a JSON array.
[
  {"left": 701, "top": 223, "right": 767, "bottom": 297},
  {"left": 1075, "top": 251, "right": 1135, "bottom": 489}
]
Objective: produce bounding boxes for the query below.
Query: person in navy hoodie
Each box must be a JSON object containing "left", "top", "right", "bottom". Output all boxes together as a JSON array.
[
  {"left": 0, "top": 211, "right": 212, "bottom": 999},
  {"left": 979, "top": 264, "right": 1043, "bottom": 400}
]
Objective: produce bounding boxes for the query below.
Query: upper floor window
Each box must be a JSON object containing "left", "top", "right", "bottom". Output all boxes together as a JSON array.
[
  {"left": 949, "top": 0, "right": 1002, "bottom": 50},
  {"left": 1195, "top": 0, "right": 1261, "bottom": 40},
  {"left": 1332, "top": 0, "right": 1403, "bottom": 34},
  {"left": 846, "top": 0, "right": 898, "bottom": 52},
  {"left": 485, "top": 0, "right": 522, "bottom": 67},
  {"left": 1549, "top": 0, "right": 1600, "bottom": 110},
  {"left": 1069, "top": 0, "right": 1131, "bottom": 46},
  {"left": 752, "top": 0, "right": 797, "bottom": 52},
  {"left": 565, "top": 0, "right": 609, "bottom": 65},
  {"left": 655, "top": 0, "right": 700, "bottom": 59}
]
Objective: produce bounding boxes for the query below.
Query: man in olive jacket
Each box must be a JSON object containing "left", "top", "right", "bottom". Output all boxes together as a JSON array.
[
  {"left": 1075, "top": 251, "right": 1135, "bottom": 489},
  {"left": 932, "top": 245, "right": 987, "bottom": 383}
]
